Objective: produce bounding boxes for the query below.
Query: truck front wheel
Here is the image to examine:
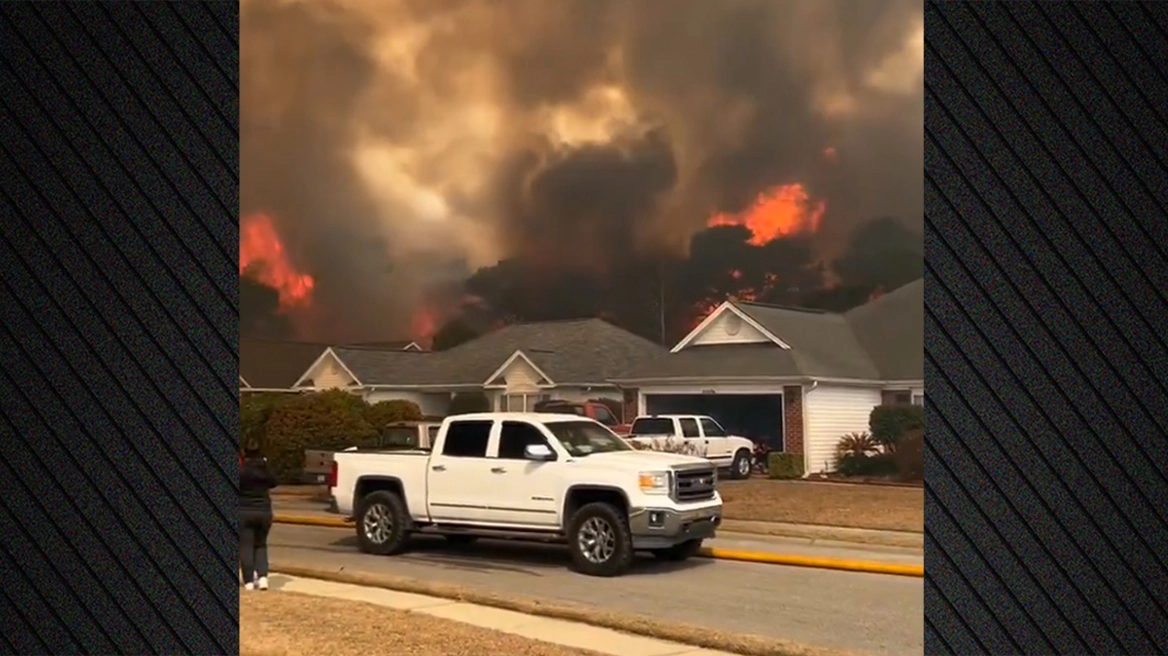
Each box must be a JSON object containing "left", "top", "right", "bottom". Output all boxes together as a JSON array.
[
  {"left": 729, "top": 449, "right": 753, "bottom": 480},
  {"left": 566, "top": 502, "right": 635, "bottom": 577},
  {"left": 355, "top": 490, "right": 410, "bottom": 556}
]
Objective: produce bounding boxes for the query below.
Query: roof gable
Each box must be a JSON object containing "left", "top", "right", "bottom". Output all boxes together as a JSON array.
[
  {"left": 671, "top": 302, "right": 791, "bottom": 352},
  {"left": 484, "top": 350, "right": 555, "bottom": 389},
  {"left": 293, "top": 348, "right": 364, "bottom": 389}
]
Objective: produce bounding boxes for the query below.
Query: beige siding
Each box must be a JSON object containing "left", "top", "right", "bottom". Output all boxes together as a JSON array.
[
  {"left": 690, "top": 309, "right": 771, "bottom": 347},
  {"left": 804, "top": 385, "right": 882, "bottom": 474},
  {"left": 308, "top": 353, "right": 357, "bottom": 389},
  {"left": 501, "top": 357, "right": 546, "bottom": 393}
]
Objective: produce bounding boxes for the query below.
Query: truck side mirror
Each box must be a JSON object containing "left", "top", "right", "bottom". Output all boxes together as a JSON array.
[{"left": 524, "top": 444, "right": 556, "bottom": 461}]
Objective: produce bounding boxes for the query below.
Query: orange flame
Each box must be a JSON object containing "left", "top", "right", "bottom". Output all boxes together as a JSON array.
[
  {"left": 240, "top": 213, "right": 315, "bottom": 310},
  {"left": 411, "top": 307, "right": 439, "bottom": 346},
  {"left": 707, "top": 183, "right": 826, "bottom": 245}
]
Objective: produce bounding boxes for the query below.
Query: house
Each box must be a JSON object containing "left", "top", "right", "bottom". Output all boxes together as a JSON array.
[
  {"left": 291, "top": 318, "right": 667, "bottom": 417},
  {"left": 239, "top": 338, "right": 331, "bottom": 393},
  {"left": 343, "top": 340, "right": 425, "bottom": 352},
  {"left": 611, "top": 279, "right": 923, "bottom": 474}
]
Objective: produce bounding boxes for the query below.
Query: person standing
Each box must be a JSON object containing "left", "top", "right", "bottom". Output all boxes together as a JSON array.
[{"left": 240, "top": 443, "right": 277, "bottom": 591}]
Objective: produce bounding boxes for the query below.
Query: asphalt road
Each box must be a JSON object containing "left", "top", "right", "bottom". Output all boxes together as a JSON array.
[{"left": 268, "top": 524, "right": 924, "bottom": 656}]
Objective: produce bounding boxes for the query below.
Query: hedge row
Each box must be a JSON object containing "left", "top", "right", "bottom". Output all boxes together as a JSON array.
[{"left": 240, "top": 390, "right": 422, "bottom": 483}]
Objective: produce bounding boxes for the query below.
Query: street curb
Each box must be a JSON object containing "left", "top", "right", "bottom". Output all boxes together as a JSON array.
[{"left": 273, "top": 513, "right": 924, "bottom": 578}]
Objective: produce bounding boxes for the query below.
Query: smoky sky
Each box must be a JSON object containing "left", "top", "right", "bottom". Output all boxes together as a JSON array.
[{"left": 241, "top": 0, "right": 923, "bottom": 339}]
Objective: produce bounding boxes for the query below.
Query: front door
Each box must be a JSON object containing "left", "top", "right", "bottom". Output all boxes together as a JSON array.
[
  {"left": 425, "top": 419, "right": 497, "bottom": 524},
  {"left": 484, "top": 420, "right": 562, "bottom": 527}
]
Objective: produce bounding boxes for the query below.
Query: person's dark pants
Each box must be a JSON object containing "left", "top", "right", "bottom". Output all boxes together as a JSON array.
[{"left": 240, "top": 507, "right": 273, "bottom": 584}]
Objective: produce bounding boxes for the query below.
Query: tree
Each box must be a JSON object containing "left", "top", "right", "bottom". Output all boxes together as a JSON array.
[
  {"left": 263, "top": 390, "right": 377, "bottom": 481},
  {"left": 241, "top": 277, "right": 292, "bottom": 339},
  {"left": 364, "top": 399, "right": 423, "bottom": 431},
  {"left": 832, "top": 217, "right": 923, "bottom": 294},
  {"left": 432, "top": 317, "right": 481, "bottom": 351}
]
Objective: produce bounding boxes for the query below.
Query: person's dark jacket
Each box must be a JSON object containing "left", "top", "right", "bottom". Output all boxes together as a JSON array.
[{"left": 240, "top": 455, "right": 277, "bottom": 511}]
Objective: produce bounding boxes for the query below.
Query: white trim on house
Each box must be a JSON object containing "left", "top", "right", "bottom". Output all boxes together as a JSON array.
[
  {"left": 670, "top": 302, "right": 792, "bottom": 353},
  {"left": 482, "top": 350, "right": 557, "bottom": 388},
  {"left": 401, "top": 342, "right": 423, "bottom": 352},
  {"left": 240, "top": 387, "right": 305, "bottom": 393},
  {"left": 291, "top": 347, "right": 365, "bottom": 389},
  {"left": 240, "top": 376, "right": 252, "bottom": 389},
  {"left": 613, "top": 375, "right": 924, "bottom": 387}
]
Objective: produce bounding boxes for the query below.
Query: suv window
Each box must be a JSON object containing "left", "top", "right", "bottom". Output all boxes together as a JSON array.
[
  {"left": 592, "top": 405, "right": 617, "bottom": 426},
  {"left": 699, "top": 418, "right": 727, "bottom": 438},
  {"left": 381, "top": 427, "right": 419, "bottom": 449},
  {"left": 441, "top": 421, "right": 492, "bottom": 457},
  {"left": 678, "top": 418, "right": 701, "bottom": 438},
  {"left": 427, "top": 425, "right": 439, "bottom": 444},
  {"left": 630, "top": 417, "right": 674, "bottom": 436},
  {"left": 497, "top": 421, "right": 551, "bottom": 460}
]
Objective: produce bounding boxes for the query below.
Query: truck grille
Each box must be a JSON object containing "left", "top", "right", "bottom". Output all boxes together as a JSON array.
[{"left": 673, "top": 467, "right": 717, "bottom": 502}]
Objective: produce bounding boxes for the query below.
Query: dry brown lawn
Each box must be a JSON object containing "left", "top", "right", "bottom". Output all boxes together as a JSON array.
[
  {"left": 240, "top": 591, "right": 604, "bottom": 656},
  {"left": 719, "top": 480, "right": 923, "bottom": 532}
]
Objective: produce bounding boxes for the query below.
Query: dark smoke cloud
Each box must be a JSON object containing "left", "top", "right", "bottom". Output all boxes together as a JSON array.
[{"left": 240, "top": 0, "right": 922, "bottom": 340}]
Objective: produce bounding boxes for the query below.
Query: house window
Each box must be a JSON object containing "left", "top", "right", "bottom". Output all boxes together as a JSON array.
[
  {"left": 913, "top": 393, "right": 925, "bottom": 407},
  {"left": 894, "top": 391, "right": 912, "bottom": 405},
  {"left": 502, "top": 393, "right": 550, "bottom": 412}
]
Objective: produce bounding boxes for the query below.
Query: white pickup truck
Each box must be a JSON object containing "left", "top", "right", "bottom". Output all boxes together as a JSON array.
[
  {"left": 328, "top": 412, "right": 723, "bottom": 577},
  {"left": 626, "top": 415, "right": 756, "bottom": 480}
]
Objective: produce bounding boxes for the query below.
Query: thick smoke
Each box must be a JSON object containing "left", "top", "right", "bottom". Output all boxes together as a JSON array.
[{"left": 240, "top": 0, "right": 923, "bottom": 340}]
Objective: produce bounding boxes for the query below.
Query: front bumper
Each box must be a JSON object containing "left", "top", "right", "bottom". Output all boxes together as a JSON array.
[{"left": 627, "top": 505, "right": 722, "bottom": 550}]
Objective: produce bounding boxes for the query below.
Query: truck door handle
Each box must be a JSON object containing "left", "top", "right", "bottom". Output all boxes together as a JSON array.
[
  {"left": 431, "top": 465, "right": 447, "bottom": 472},
  {"left": 490, "top": 467, "right": 507, "bottom": 474}
]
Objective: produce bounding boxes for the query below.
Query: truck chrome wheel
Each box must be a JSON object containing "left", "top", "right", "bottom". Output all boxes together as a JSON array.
[
  {"left": 362, "top": 503, "right": 393, "bottom": 544},
  {"left": 577, "top": 517, "right": 617, "bottom": 564},
  {"left": 737, "top": 455, "right": 751, "bottom": 477}
]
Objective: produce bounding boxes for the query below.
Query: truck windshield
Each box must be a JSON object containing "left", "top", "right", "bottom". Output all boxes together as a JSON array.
[
  {"left": 545, "top": 421, "right": 632, "bottom": 457},
  {"left": 629, "top": 418, "right": 674, "bottom": 436}
]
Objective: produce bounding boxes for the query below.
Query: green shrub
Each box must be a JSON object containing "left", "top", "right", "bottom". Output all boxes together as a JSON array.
[
  {"left": 264, "top": 390, "right": 378, "bottom": 482},
  {"left": 894, "top": 429, "right": 924, "bottom": 482},
  {"left": 239, "top": 392, "right": 290, "bottom": 453},
  {"left": 835, "top": 431, "right": 878, "bottom": 458},
  {"left": 449, "top": 391, "right": 491, "bottom": 415},
  {"left": 836, "top": 453, "right": 898, "bottom": 478},
  {"left": 364, "top": 399, "right": 423, "bottom": 431},
  {"left": 869, "top": 404, "right": 924, "bottom": 452},
  {"left": 767, "top": 452, "right": 804, "bottom": 479}
]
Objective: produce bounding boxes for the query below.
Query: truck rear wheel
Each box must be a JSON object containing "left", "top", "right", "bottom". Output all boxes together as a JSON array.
[
  {"left": 566, "top": 502, "right": 634, "bottom": 577},
  {"left": 355, "top": 491, "right": 410, "bottom": 556},
  {"left": 650, "top": 539, "right": 703, "bottom": 562},
  {"left": 729, "top": 449, "right": 753, "bottom": 480}
]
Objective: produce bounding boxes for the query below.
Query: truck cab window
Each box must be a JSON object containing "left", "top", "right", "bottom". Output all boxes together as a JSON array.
[
  {"left": 679, "top": 418, "right": 701, "bottom": 438},
  {"left": 630, "top": 417, "right": 672, "bottom": 435},
  {"left": 441, "top": 421, "right": 492, "bottom": 458},
  {"left": 699, "top": 418, "right": 727, "bottom": 438},
  {"left": 592, "top": 406, "right": 617, "bottom": 426},
  {"left": 497, "top": 421, "right": 551, "bottom": 460}
]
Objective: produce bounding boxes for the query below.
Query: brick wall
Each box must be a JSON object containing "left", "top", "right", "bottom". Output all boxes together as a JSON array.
[
  {"left": 782, "top": 385, "right": 804, "bottom": 455},
  {"left": 621, "top": 388, "right": 639, "bottom": 422}
]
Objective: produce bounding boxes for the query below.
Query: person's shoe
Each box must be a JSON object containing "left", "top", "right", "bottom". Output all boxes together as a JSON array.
[
  {"left": 244, "top": 582, "right": 255, "bottom": 591},
  {"left": 257, "top": 577, "right": 269, "bottom": 591}
]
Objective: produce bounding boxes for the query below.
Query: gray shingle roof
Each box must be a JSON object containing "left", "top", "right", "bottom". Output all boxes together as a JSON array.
[
  {"left": 846, "top": 278, "right": 923, "bottom": 381},
  {"left": 240, "top": 338, "right": 330, "bottom": 389},
  {"left": 330, "top": 318, "right": 667, "bottom": 387},
  {"left": 614, "top": 279, "right": 923, "bottom": 382}
]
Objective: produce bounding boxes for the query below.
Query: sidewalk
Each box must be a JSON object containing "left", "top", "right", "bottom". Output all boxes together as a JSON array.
[{"left": 265, "top": 573, "right": 737, "bottom": 656}]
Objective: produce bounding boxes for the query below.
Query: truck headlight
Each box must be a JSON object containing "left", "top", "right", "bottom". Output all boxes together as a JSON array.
[{"left": 638, "top": 471, "right": 672, "bottom": 495}]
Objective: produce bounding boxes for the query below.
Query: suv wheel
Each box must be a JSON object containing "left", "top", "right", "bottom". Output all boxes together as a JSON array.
[
  {"left": 651, "top": 539, "right": 703, "bottom": 562},
  {"left": 729, "top": 449, "right": 753, "bottom": 480},
  {"left": 355, "top": 491, "right": 411, "bottom": 555},
  {"left": 566, "top": 502, "right": 635, "bottom": 577}
]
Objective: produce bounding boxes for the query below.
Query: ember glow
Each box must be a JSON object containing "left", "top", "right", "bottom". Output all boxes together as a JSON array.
[
  {"left": 239, "top": 213, "right": 315, "bottom": 310},
  {"left": 707, "top": 184, "right": 826, "bottom": 246}
]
